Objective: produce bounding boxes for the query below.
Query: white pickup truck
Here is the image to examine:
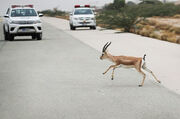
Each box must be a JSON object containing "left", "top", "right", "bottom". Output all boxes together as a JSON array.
[
  {"left": 69, "top": 5, "right": 96, "bottom": 30},
  {"left": 3, "top": 5, "right": 43, "bottom": 41}
]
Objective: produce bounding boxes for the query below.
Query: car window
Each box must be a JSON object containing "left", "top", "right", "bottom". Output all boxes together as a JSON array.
[
  {"left": 74, "top": 9, "right": 93, "bottom": 15},
  {"left": 11, "top": 9, "right": 37, "bottom": 17},
  {"left": 6, "top": 8, "right": 10, "bottom": 15}
]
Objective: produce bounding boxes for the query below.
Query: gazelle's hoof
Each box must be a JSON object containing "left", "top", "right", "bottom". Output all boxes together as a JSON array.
[
  {"left": 138, "top": 85, "right": 143, "bottom": 87},
  {"left": 158, "top": 81, "right": 161, "bottom": 83},
  {"left": 111, "top": 78, "right": 114, "bottom": 80},
  {"left": 102, "top": 73, "right": 105, "bottom": 75}
]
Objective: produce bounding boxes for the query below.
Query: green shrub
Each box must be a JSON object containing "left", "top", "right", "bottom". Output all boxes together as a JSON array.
[
  {"left": 97, "top": 1, "right": 180, "bottom": 32},
  {"left": 40, "top": 8, "right": 66, "bottom": 17},
  {"left": 97, "top": 7, "right": 140, "bottom": 32}
]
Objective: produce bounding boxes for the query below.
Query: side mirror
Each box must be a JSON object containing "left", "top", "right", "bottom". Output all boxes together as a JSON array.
[
  {"left": 38, "top": 13, "right": 43, "bottom": 17},
  {"left": 4, "top": 14, "right": 9, "bottom": 18},
  {"left": 69, "top": 13, "right": 72, "bottom": 16}
]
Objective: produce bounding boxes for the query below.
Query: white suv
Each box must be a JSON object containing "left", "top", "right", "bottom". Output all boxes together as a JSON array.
[
  {"left": 3, "top": 5, "right": 43, "bottom": 41},
  {"left": 69, "top": 5, "right": 96, "bottom": 30}
]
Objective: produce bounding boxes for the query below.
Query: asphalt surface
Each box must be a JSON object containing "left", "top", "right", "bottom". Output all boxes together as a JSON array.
[
  {"left": 43, "top": 17, "right": 180, "bottom": 94},
  {"left": 0, "top": 21, "right": 180, "bottom": 119}
]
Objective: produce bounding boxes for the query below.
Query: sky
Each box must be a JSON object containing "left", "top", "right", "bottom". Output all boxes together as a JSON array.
[{"left": 0, "top": 0, "right": 178, "bottom": 15}]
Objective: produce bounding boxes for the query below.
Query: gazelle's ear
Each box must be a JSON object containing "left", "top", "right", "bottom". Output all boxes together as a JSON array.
[{"left": 105, "top": 49, "right": 109, "bottom": 53}]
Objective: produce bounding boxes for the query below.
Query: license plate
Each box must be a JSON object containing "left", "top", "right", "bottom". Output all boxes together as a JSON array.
[
  {"left": 22, "top": 28, "right": 29, "bottom": 31},
  {"left": 18, "top": 28, "right": 35, "bottom": 33}
]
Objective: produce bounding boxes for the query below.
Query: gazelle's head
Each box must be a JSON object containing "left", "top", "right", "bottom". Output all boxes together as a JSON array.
[{"left": 100, "top": 42, "right": 111, "bottom": 60}]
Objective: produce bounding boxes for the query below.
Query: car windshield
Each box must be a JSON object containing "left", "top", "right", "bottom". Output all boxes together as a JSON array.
[
  {"left": 74, "top": 9, "right": 93, "bottom": 15},
  {"left": 11, "top": 9, "right": 37, "bottom": 17}
]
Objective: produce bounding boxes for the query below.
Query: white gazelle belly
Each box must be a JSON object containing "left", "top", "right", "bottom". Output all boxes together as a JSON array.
[{"left": 118, "top": 64, "right": 135, "bottom": 68}]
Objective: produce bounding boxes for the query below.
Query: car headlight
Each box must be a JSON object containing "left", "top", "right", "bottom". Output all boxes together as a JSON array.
[
  {"left": 74, "top": 18, "right": 78, "bottom": 20},
  {"left": 91, "top": 17, "right": 95, "bottom": 20},
  {"left": 10, "top": 20, "right": 19, "bottom": 24}
]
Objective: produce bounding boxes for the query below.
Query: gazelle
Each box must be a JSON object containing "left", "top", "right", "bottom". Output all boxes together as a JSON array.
[{"left": 100, "top": 42, "right": 161, "bottom": 87}]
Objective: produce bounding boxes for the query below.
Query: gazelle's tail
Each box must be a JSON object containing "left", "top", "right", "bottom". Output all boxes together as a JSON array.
[
  {"left": 143, "top": 54, "right": 146, "bottom": 61},
  {"left": 142, "top": 54, "right": 147, "bottom": 70},
  {"left": 142, "top": 54, "right": 146, "bottom": 68}
]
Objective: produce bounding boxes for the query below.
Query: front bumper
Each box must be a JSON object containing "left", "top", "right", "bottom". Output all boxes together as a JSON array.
[
  {"left": 72, "top": 20, "right": 96, "bottom": 27},
  {"left": 9, "top": 23, "right": 42, "bottom": 34}
]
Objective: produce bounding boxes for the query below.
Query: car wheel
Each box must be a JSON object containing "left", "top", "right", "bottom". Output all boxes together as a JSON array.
[
  {"left": 3, "top": 26, "right": 9, "bottom": 41},
  {"left": 4, "top": 32, "right": 9, "bottom": 41},
  {"left": 9, "top": 34, "right": 14, "bottom": 41},
  {"left": 32, "top": 35, "right": 36, "bottom": 39},
  {"left": 70, "top": 25, "right": 76, "bottom": 30},
  {"left": 90, "top": 26, "right": 96, "bottom": 30},
  {"left": 37, "top": 33, "right": 42, "bottom": 40}
]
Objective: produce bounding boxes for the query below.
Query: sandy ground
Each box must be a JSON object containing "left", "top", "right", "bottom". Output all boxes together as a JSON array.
[{"left": 42, "top": 17, "right": 180, "bottom": 94}]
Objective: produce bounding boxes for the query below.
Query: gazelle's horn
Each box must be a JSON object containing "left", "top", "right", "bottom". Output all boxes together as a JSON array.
[
  {"left": 104, "top": 42, "right": 111, "bottom": 51},
  {"left": 102, "top": 42, "right": 109, "bottom": 52}
]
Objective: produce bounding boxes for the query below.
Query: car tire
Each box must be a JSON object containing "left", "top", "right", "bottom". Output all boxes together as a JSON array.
[
  {"left": 3, "top": 25, "right": 9, "bottom": 41},
  {"left": 70, "top": 24, "right": 76, "bottom": 30},
  {"left": 90, "top": 26, "right": 96, "bottom": 30},
  {"left": 32, "top": 35, "right": 36, "bottom": 40},
  {"left": 9, "top": 34, "right": 14, "bottom": 41},
  {"left": 4, "top": 25, "right": 14, "bottom": 41},
  {"left": 4, "top": 31, "right": 9, "bottom": 41},
  {"left": 37, "top": 33, "right": 42, "bottom": 40}
]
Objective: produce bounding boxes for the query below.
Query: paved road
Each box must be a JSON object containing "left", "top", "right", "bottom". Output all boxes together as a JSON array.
[
  {"left": 0, "top": 21, "right": 180, "bottom": 119},
  {"left": 43, "top": 17, "right": 180, "bottom": 94}
]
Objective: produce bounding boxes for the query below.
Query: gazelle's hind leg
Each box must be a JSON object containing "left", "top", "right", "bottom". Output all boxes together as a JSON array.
[
  {"left": 135, "top": 61, "right": 146, "bottom": 87},
  {"left": 111, "top": 67, "right": 116, "bottom": 80},
  {"left": 136, "top": 68, "right": 146, "bottom": 87},
  {"left": 142, "top": 63, "right": 161, "bottom": 83}
]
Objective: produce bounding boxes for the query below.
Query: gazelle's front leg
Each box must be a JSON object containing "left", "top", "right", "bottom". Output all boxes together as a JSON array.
[
  {"left": 135, "top": 62, "right": 146, "bottom": 87},
  {"left": 103, "top": 65, "right": 118, "bottom": 75}
]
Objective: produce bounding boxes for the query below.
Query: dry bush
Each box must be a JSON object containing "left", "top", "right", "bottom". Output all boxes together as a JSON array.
[
  {"left": 144, "top": 25, "right": 155, "bottom": 31},
  {"left": 135, "top": 24, "right": 144, "bottom": 30},
  {"left": 139, "top": 20, "right": 149, "bottom": 25},
  {"left": 160, "top": 34, "right": 168, "bottom": 41},
  {"left": 176, "top": 36, "right": 180, "bottom": 44},
  {"left": 115, "top": 28, "right": 123, "bottom": 32},
  {"left": 162, "top": 31, "right": 177, "bottom": 43},
  {"left": 149, "top": 31, "right": 162, "bottom": 39},
  {"left": 97, "top": 23, "right": 111, "bottom": 29},
  {"left": 134, "top": 16, "right": 180, "bottom": 44},
  {"left": 129, "top": 28, "right": 135, "bottom": 33},
  {"left": 135, "top": 24, "right": 156, "bottom": 37},
  {"left": 167, "top": 37, "right": 177, "bottom": 43},
  {"left": 147, "top": 20, "right": 157, "bottom": 26},
  {"left": 169, "top": 27, "right": 180, "bottom": 34},
  {"left": 155, "top": 23, "right": 171, "bottom": 31},
  {"left": 139, "top": 27, "right": 152, "bottom": 37},
  {"left": 149, "top": 33, "right": 158, "bottom": 39},
  {"left": 134, "top": 29, "right": 141, "bottom": 34},
  {"left": 173, "top": 14, "right": 180, "bottom": 18}
]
